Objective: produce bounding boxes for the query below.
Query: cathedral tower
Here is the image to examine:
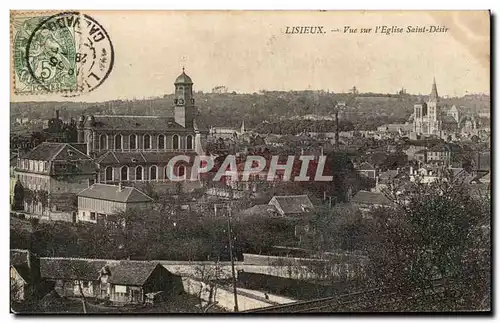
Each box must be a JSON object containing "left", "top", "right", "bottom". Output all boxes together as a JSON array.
[{"left": 427, "top": 77, "right": 441, "bottom": 134}]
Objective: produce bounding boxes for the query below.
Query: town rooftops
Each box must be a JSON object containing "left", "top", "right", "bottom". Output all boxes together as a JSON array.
[
  {"left": 351, "top": 190, "right": 391, "bottom": 206},
  {"left": 269, "top": 195, "right": 314, "bottom": 215},
  {"left": 77, "top": 183, "right": 154, "bottom": 203},
  {"left": 20, "top": 142, "right": 91, "bottom": 162}
]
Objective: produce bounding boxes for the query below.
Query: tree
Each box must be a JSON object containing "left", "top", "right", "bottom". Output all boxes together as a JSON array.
[
  {"left": 12, "top": 179, "right": 24, "bottom": 211},
  {"left": 364, "top": 176, "right": 490, "bottom": 310},
  {"left": 193, "top": 260, "right": 228, "bottom": 311}
]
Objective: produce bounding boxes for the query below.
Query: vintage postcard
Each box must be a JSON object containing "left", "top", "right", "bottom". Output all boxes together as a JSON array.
[{"left": 9, "top": 10, "right": 491, "bottom": 314}]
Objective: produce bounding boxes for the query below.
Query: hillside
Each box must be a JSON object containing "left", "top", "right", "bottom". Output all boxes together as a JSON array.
[{"left": 10, "top": 91, "right": 490, "bottom": 131}]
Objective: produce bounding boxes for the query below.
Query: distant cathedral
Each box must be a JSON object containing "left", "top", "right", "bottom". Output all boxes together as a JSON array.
[{"left": 413, "top": 78, "right": 442, "bottom": 136}]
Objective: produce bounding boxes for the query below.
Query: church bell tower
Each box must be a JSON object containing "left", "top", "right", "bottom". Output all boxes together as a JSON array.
[{"left": 174, "top": 67, "right": 195, "bottom": 128}]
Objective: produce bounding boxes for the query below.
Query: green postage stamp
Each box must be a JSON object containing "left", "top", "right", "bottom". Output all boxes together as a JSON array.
[{"left": 11, "top": 11, "right": 114, "bottom": 96}]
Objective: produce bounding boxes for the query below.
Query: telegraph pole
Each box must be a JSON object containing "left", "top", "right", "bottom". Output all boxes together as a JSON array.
[
  {"left": 226, "top": 205, "right": 239, "bottom": 312},
  {"left": 214, "top": 203, "right": 239, "bottom": 312}
]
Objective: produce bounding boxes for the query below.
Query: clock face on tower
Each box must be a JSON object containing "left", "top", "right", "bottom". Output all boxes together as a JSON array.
[{"left": 178, "top": 98, "right": 185, "bottom": 105}]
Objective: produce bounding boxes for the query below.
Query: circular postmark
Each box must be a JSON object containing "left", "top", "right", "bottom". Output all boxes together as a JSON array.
[{"left": 24, "top": 11, "right": 114, "bottom": 95}]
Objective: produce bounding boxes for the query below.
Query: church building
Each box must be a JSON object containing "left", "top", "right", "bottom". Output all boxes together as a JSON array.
[
  {"left": 413, "top": 78, "right": 442, "bottom": 136},
  {"left": 76, "top": 69, "right": 208, "bottom": 185}
]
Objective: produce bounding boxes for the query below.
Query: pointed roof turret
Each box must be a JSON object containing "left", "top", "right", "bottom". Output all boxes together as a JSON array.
[{"left": 429, "top": 77, "right": 439, "bottom": 102}]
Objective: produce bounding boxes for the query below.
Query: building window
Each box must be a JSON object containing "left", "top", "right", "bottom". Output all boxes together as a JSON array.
[
  {"left": 90, "top": 212, "right": 96, "bottom": 220},
  {"left": 178, "top": 165, "right": 186, "bottom": 178},
  {"left": 105, "top": 167, "right": 113, "bottom": 181},
  {"left": 135, "top": 166, "right": 143, "bottom": 181},
  {"left": 149, "top": 165, "right": 157, "bottom": 181},
  {"left": 158, "top": 135, "right": 165, "bottom": 150},
  {"left": 144, "top": 134, "right": 151, "bottom": 149},
  {"left": 38, "top": 161, "right": 44, "bottom": 172},
  {"left": 82, "top": 281, "right": 89, "bottom": 288},
  {"left": 99, "top": 134, "right": 108, "bottom": 150},
  {"left": 129, "top": 134, "right": 137, "bottom": 150},
  {"left": 186, "top": 135, "right": 193, "bottom": 150},
  {"left": 44, "top": 161, "right": 48, "bottom": 171},
  {"left": 115, "top": 134, "right": 122, "bottom": 150},
  {"left": 120, "top": 166, "right": 128, "bottom": 181},
  {"left": 173, "top": 135, "right": 179, "bottom": 150}
]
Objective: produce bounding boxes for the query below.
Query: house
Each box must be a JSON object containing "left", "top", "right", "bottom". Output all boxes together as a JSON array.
[
  {"left": 350, "top": 190, "right": 391, "bottom": 213},
  {"left": 99, "top": 261, "right": 180, "bottom": 304},
  {"left": 355, "top": 162, "right": 376, "bottom": 179},
  {"left": 77, "top": 183, "right": 154, "bottom": 223},
  {"left": 40, "top": 258, "right": 109, "bottom": 298},
  {"left": 14, "top": 142, "right": 96, "bottom": 221},
  {"left": 40, "top": 258, "right": 180, "bottom": 304},
  {"left": 10, "top": 249, "right": 41, "bottom": 302},
  {"left": 268, "top": 195, "right": 314, "bottom": 217}
]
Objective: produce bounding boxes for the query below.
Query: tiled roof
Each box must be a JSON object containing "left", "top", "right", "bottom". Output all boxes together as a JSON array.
[
  {"left": 77, "top": 183, "right": 153, "bottom": 203},
  {"left": 39, "top": 258, "right": 170, "bottom": 286},
  {"left": 21, "top": 142, "right": 91, "bottom": 161},
  {"left": 357, "top": 162, "right": 375, "bottom": 171},
  {"left": 106, "top": 261, "right": 162, "bottom": 286},
  {"left": 269, "top": 195, "right": 314, "bottom": 215},
  {"left": 86, "top": 115, "right": 184, "bottom": 131},
  {"left": 96, "top": 151, "right": 198, "bottom": 165},
  {"left": 40, "top": 258, "right": 109, "bottom": 281},
  {"left": 351, "top": 190, "right": 391, "bottom": 206},
  {"left": 239, "top": 204, "right": 279, "bottom": 217}
]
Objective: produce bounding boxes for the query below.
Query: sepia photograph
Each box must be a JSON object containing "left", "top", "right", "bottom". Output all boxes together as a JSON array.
[{"left": 8, "top": 9, "right": 491, "bottom": 314}]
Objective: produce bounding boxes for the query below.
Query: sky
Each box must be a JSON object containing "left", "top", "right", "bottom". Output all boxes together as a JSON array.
[{"left": 11, "top": 10, "right": 490, "bottom": 102}]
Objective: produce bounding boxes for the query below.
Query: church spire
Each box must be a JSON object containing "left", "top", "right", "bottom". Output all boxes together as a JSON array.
[{"left": 429, "top": 77, "right": 439, "bottom": 102}]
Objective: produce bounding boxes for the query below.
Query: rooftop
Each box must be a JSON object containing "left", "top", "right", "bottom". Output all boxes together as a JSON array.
[
  {"left": 351, "top": 190, "right": 391, "bottom": 206},
  {"left": 77, "top": 183, "right": 154, "bottom": 203},
  {"left": 20, "top": 142, "right": 91, "bottom": 162},
  {"left": 269, "top": 195, "right": 314, "bottom": 215}
]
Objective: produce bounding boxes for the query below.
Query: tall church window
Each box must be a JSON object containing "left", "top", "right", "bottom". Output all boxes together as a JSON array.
[
  {"left": 178, "top": 165, "right": 186, "bottom": 178},
  {"left": 186, "top": 135, "right": 193, "bottom": 150},
  {"left": 135, "top": 166, "right": 143, "bottom": 181},
  {"left": 144, "top": 134, "right": 151, "bottom": 149},
  {"left": 129, "top": 134, "right": 137, "bottom": 150},
  {"left": 158, "top": 135, "right": 165, "bottom": 150},
  {"left": 105, "top": 167, "right": 113, "bottom": 181},
  {"left": 115, "top": 134, "right": 122, "bottom": 150},
  {"left": 150, "top": 165, "right": 157, "bottom": 181},
  {"left": 120, "top": 166, "right": 128, "bottom": 181},
  {"left": 173, "top": 135, "right": 180, "bottom": 150},
  {"left": 99, "top": 134, "right": 108, "bottom": 150}
]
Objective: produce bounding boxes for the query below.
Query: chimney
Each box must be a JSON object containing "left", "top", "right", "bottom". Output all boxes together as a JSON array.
[{"left": 118, "top": 182, "right": 123, "bottom": 192}]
